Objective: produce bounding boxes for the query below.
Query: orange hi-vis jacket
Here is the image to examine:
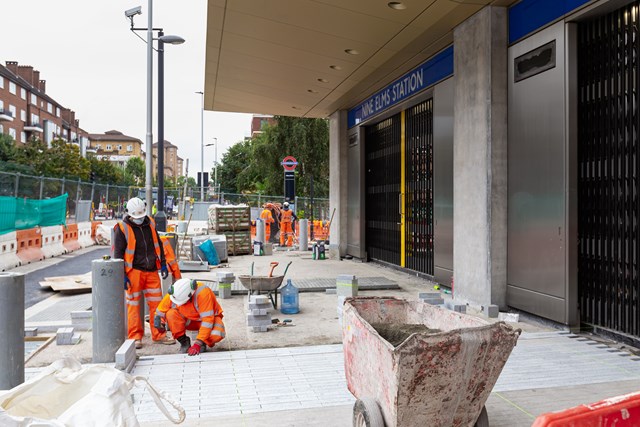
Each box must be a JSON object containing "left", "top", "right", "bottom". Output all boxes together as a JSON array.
[
  {"left": 117, "top": 218, "right": 162, "bottom": 274},
  {"left": 260, "top": 208, "right": 274, "bottom": 225},
  {"left": 156, "top": 283, "right": 225, "bottom": 345},
  {"left": 161, "top": 237, "right": 181, "bottom": 279},
  {"left": 281, "top": 209, "right": 293, "bottom": 223}
]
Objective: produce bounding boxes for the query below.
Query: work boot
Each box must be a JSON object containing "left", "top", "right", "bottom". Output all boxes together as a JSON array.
[
  {"left": 153, "top": 336, "right": 176, "bottom": 345},
  {"left": 134, "top": 339, "right": 142, "bottom": 349},
  {"left": 177, "top": 335, "right": 191, "bottom": 354}
]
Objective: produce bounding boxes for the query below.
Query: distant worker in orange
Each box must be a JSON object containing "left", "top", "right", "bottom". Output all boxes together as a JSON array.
[
  {"left": 260, "top": 203, "right": 275, "bottom": 242},
  {"left": 279, "top": 201, "right": 297, "bottom": 247},
  {"left": 154, "top": 279, "right": 226, "bottom": 355},
  {"left": 113, "top": 197, "right": 177, "bottom": 349}
]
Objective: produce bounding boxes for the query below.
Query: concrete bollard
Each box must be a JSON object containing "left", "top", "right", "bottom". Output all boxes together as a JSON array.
[
  {"left": 93, "top": 258, "right": 126, "bottom": 363},
  {"left": 256, "top": 219, "right": 265, "bottom": 244},
  {"left": 298, "top": 219, "right": 308, "bottom": 251},
  {"left": 0, "top": 272, "right": 25, "bottom": 389}
]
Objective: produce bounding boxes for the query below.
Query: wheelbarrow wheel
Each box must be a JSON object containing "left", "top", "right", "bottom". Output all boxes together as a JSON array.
[
  {"left": 353, "top": 398, "right": 385, "bottom": 427},
  {"left": 474, "top": 405, "right": 489, "bottom": 427}
]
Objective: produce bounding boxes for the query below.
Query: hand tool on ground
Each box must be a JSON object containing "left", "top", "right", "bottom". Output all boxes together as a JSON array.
[{"left": 268, "top": 262, "right": 279, "bottom": 277}]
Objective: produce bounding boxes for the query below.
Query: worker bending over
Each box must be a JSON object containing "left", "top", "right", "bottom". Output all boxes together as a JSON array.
[
  {"left": 154, "top": 278, "right": 226, "bottom": 355},
  {"left": 279, "top": 201, "right": 297, "bottom": 247},
  {"left": 113, "top": 197, "right": 177, "bottom": 349}
]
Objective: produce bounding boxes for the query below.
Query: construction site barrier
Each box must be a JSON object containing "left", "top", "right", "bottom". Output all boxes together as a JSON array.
[
  {"left": 91, "top": 221, "right": 103, "bottom": 239},
  {"left": 41, "top": 225, "right": 66, "bottom": 258},
  {"left": 16, "top": 228, "right": 44, "bottom": 265},
  {"left": 63, "top": 223, "right": 81, "bottom": 253},
  {"left": 77, "top": 222, "right": 95, "bottom": 248},
  {"left": 532, "top": 390, "right": 640, "bottom": 426},
  {"left": 0, "top": 231, "right": 21, "bottom": 272}
]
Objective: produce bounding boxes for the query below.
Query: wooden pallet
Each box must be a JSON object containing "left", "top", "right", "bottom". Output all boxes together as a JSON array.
[
  {"left": 223, "top": 230, "right": 251, "bottom": 256},
  {"left": 210, "top": 206, "right": 250, "bottom": 232}
]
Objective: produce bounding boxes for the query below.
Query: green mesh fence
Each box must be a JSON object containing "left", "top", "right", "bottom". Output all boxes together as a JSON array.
[{"left": 0, "top": 194, "right": 68, "bottom": 234}]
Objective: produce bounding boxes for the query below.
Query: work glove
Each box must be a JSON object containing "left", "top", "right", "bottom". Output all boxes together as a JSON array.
[
  {"left": 124, "top": 276, "right": 131, "bottom": 291},
  {"left": 153, "top": 315, "right": 166, "bottom": 333},
  {"left": 160, "top": 264, "right": 169, "bottom": 280},
  {"left": 187, "top": 340, "right": 204, "bottom": 356}
]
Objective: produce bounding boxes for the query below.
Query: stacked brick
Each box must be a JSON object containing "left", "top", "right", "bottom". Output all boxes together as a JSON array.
[
  {"left": 418, "top": 292, "right": 444, "bottom": 306},
  {"left": 217, "top": 271, "right": 235, "bottom": 299},
  {"left": 247, "top": 295, "right": 272, "bottom": 332}
]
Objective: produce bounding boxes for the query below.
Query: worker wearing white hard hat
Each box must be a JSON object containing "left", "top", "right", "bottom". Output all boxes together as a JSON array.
[
  {"left": 113, "top": 197, "right": 176, "bottom": 349},
  {"left": 154, "top": 279, "right": 226, "bottom": 355}
]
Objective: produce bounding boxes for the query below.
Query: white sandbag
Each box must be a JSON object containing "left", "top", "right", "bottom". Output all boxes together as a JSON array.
[{"left": 0, "top": 357, "right": 185, "bottom": 427}]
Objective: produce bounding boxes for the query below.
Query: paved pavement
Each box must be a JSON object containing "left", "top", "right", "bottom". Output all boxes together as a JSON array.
[{"left": 23, "top": 331, "right": 640, "bottom": 426}]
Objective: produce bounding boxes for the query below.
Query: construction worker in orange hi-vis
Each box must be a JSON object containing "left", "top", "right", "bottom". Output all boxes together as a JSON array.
[
  {"left": 279, "top": 201, "right": 297, "bottom": 246},
  {"left": 154, "top": 279, "right": 226, "bottom": 355},
  {"left": 260, "top": 203, "right": 275, "bottom": 242},
  {"left": 113, "top": 197, "right": 177, "bottom": 349}
]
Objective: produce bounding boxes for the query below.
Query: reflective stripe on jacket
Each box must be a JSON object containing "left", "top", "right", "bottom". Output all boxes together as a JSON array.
[
  {"left": 156, "top": 282, "right": 225, "bottom": 342},
  {"left": 281, "top": 209, "right": 293, "bottom": 224},
  {"left": 116, "top": 217, "right": 162, "bottom": 274}
]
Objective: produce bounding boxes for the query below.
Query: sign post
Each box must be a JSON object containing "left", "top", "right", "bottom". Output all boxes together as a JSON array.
[{"left": 281, "top": 156, "right": 297, "bottom": 209}]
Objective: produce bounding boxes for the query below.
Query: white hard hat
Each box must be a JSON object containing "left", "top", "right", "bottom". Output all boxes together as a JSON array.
[
  {"left": 126, "top": 197, "right": 146, "bottom": 219},
  {"left": 283, "top": 202, "right": 289, "bottom": 208},
  {"left": 169, "top": 278, "right": 196, "bottom": 306}
]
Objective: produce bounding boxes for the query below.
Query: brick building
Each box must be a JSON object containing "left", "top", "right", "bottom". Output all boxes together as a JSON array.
[
  {"left": 87, "top": 130, "right": 144, "bottom": 168},
  {"left": 151, "top": 140, "right": 183, "bottom": 179},
  {"left": 0, "top": 61, "right": 89, "bottom": 154},
  {"left": 250, "top": 114, "right": 275, "bottom": 138}
]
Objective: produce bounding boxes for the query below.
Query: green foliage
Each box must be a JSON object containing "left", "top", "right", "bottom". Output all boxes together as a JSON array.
[
  {"left": 124, "top": 156, "right": 145, "bottom": 185},
  {"left": 0, "top": 133, "right": 17, "bottom": 162},
  {"left": 41, "top": 139, "right": 90, "bottom": 179},
  {"left": 89, "top": 156, "right": 122, "bottom": 184},
  {"left": 217, "top": 116, "right": 329, "bottom": 198}
]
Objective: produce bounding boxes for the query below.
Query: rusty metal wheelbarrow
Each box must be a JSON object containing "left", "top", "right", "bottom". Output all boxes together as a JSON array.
[{"left": 342, "top": 297, "right": 521, "bottom": 427}]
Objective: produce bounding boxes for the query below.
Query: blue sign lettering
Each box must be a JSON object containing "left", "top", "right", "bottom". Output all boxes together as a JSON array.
[{"left": 348, "top": 46, "right": 453, "bottom": 128}]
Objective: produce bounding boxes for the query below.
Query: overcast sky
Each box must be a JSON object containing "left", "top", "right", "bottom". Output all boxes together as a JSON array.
[{"left": 2, "top": 0, "right": 252, "bottom": 179}]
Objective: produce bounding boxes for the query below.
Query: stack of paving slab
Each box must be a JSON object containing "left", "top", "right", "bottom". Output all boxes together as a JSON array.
[
  {"left": 217, "top": 271, "right": 234, "bottom": 299},
  {"left": 56, "top": 327, "right": 80, "bottom": 345},
  {"left": 247, "top": 295, "right": 272, "bottom": 332},
  {"left": 337, "top": 275, "right": 358, "bottom": 326}
]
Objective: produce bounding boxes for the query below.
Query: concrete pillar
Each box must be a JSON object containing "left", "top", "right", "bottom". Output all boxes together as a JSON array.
[
  {"left": 453, "top": 6, "right": 508, "bottom": 308},
  {"left": 0, "top": 272, "right": 24, "bottom": 389},
  {"left": 298, "top": 219, "right": 308, "bottom": 251},
  {"left": 256, "top": 218, "right": 265, "bottom": 243},
  {"left": 329, "top": 110, "right": 348, "bottom": 259},
  {"left": 92, "top": 258, "right": 126, "bottom": 363}
]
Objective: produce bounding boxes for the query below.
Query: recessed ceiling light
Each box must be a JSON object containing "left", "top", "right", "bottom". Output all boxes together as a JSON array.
[
  {"left": 307, "top": 89, "right": 318, "bottom": 94},
  {"left": 330, "top": 65, "right": 342, "bottom": 70},
  {"left": 292, "top": 106, "right": 301, "bottom": 109},
  {"left": 317, "top": 78, "right": 329, "bottom": 83},
  {"left": 345, "top": 49, "right": 359, "bottom": 55},
  {"left": 388, "top": 2, "right": 406, "bottom": 10}
]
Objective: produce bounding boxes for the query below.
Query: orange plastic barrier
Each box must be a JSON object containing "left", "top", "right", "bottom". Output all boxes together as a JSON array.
[
  {"left": 91, "top": 221, "right": 103, "bottom": 239},
  {"left": 16, "top": 228, "right": 44, "bottom": 265},
  {"left": 63, "top": 223, "right": 81, "bottom": 253},
  {"left": 532, "top": 390, "right": 640, "bottom": 426}
]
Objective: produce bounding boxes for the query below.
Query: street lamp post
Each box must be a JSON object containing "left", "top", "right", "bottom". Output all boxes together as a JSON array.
[
  {"left": 196, "top": 91, "right": 204, "bottom": 201},
  {"left": 126, "top": 5, "right": 184, "bottom": 230},
  {"left": 205, "top": 137, "right": 217, "bottom": 196}
]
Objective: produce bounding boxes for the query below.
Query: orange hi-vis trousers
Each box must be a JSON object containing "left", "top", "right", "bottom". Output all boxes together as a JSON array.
[
  {"left": 280, "top": 222, "right": 293, "bottom": 246},
  {"left": 125, "top": 269, "right": 166, "bottom": 341}
]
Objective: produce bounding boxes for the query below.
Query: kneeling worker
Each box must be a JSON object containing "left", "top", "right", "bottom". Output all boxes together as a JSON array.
[{"left": 154, "top": 278, "right": 225, "bottom": 356}]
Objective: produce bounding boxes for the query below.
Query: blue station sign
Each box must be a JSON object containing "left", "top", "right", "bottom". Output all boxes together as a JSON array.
[{"left": 348, "top": 46, "right": 453, "bottom": 128}]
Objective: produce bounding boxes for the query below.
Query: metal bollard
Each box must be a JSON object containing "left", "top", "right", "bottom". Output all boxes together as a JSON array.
[
  {"left": 256, "top": 218, "right": 265, "bottom": 243},
  {"left": 92, "top": 258, "right": 126, "bottom": 363},
  {"left": 299, "top": 219, "right": 308, "bottom": 251},
  {"left": 0, "top": 272, "right": 25, "bottom": 389}
]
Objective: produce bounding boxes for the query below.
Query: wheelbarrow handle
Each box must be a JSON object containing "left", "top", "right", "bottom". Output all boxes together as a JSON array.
[
  {"left": 268, "top": 262, "right": 279, "bottom": 277},
  {"left": 282, "top": 261, "right": 292, "bottom": 277}
]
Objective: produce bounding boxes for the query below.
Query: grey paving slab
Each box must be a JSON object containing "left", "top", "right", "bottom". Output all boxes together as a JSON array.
[{"left": 25, "top": 293, "right": 92, "bottom": 322}]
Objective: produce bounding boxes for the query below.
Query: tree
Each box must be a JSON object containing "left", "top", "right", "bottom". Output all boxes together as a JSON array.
[
  {"left": 40, "top": 138, "right": 90, "bottom": 179},
  {"left": 89, "top": 156, "right": 123, "bottom": 184},
  {"left": 125, "top": 156, "right": 145, "bottom": 185},
  {"left": 247, "top": 116, "right": 329, "bottom": 197}
]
